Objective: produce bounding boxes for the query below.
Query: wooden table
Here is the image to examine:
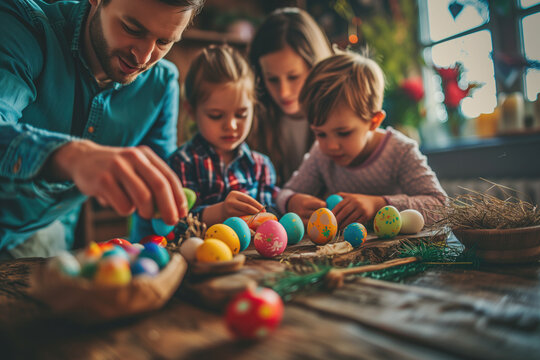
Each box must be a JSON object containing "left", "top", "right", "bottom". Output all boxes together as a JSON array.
[{"left": 1, "top": 236, "right": 540, "bottom": 360}]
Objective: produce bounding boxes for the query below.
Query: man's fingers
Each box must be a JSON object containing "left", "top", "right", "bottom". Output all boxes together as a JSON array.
[{"left": 100, "top": 176, "right": 136, "bottom": 216}]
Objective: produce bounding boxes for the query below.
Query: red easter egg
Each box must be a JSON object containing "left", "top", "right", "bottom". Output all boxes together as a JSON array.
[
  {"left": 225, "top": 287, "right": 284, "bottom": 339},
  {"left": 106, "top": 238, "right": 132, "bottom": 249},
  {"left": 253, "top": 220, "right": 287, "bottom": 258},
  {"left": 139, "top": 234, "right": 167, "bottom": 247}
]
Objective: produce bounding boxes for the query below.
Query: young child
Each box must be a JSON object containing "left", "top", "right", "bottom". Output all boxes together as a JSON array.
[
  {"left": 131, "top": 45, "right": 280, "bottom": 241},
  {"left": 277, "top": 52, "right": 446, "bottom": 227},
  {"left": 248, "top": 7, "right": 334, "bottom": 186}
]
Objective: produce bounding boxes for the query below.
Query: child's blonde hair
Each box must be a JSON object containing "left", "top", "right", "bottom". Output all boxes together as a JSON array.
[
  {"left": 184, "top": 45, "right": 256, "bottom": 108},
  {"left": 299, "top": 52, "right": 385, "bottom": 126}
]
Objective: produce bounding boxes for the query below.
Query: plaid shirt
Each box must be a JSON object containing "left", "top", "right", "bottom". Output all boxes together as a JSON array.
[{"left": 169, "top": 133, "right": 279, "bottom": 216}]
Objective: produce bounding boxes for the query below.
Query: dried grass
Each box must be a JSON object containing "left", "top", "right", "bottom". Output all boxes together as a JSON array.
[{"left": 429, "top": 179, "right": 540, "bottom": 230}]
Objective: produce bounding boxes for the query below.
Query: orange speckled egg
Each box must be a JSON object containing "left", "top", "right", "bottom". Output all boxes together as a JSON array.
[
  {"left": 204, "top": 224, "right": 240, "bottom": 255},
  {"left": 196, "top": 239, "right": 233, "bottom": 263},
  {"left": 307, "top": 208, "right": 338, "bottom": 245},
  {"left": 240, "top": 212, "right": 278, "bottom": 231}
]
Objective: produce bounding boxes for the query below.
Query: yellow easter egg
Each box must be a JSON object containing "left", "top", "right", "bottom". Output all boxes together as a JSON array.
[
  {"left": 94, "top": 257, "right": 131, "bottom": 286},
  {"left": 374, "top": 206, "right": 402, "bottom": 239},
  {"left": 307, "top": 208, "right": 338, "bottom": 245},
  {"left": 196, "top": 238, "right": 233, "bottom": 263},
  {"left": 204, "top": 224, "right": 241, "bottom": 255}
]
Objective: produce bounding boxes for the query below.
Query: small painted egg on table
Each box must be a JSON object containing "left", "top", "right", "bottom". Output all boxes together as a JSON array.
[
  {"left": 279, "top": 212, "right": 304, "bottom": 245},
  {"left": 326, "top": 194, "right": 343, "bottom": 211},
  {"left": 374, "top": 206, "right": 402, "bottom": 239},
  {"left": 196, "top": 239, "right": 233, "bottom": 263},
  {"left": 179, "top": 236, "right": 204, "bottom": 263},
  {"left": 151, "top": 218, "right": 176, "bottom": 237},
  {"left": 205, "top": 224, "right": 240, "bottom": 255},
  {"left": 399, "top": 209, "right": 425, "bottom": 234},
  {"left": 48, "top": 251, "right": 81, "bottom": 277},
  {"left": 307, "top": 208, "right": 338, "bottom": 245},
  {"left": 225, "top": 287, "right": 284, "bottom": 340},
  {"left": 131, "top": 257, "right": 160, "bottom": 277},
  {"left": 343, "top": 222, "right": 368, "bottom": 247},
  {"left": 240, "top": 212, "right": 278, "bottom": 231},
  {"left": 253, "top": 220, "right": 288, "bottom": 258},
  {"left": 94, "top": 256, "right": 131, "bottom": 286},
  {"left": 139, "top": 243, "right": 170, "bottom": 269},
  {"left": 224, "top": 217, "right": 251, "bottom": 252},
  {"left": 139, "top": 234, "right": 167, "bottom": 247}
]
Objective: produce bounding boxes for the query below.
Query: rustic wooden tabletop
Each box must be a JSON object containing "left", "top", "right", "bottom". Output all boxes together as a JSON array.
[{"left": 1, "top": 235, "right": 539, "bottom": 360}]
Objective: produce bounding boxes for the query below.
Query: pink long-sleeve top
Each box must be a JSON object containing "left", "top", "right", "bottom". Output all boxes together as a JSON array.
[{"left": 276, "top": 127, "right": 447, "bottom": 224}]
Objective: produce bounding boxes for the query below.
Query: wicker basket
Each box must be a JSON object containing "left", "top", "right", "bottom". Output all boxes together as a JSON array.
[{"left": 452, "top": 225, "right": 540, "bottom": 264}]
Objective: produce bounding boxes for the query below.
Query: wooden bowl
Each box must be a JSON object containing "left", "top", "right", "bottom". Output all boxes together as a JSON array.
[
  {"left": 190, "top": 254, "right": 246, "bottom": 275},
  {"left": 452, "top": 225, "right": 540, "bottom": 264}
]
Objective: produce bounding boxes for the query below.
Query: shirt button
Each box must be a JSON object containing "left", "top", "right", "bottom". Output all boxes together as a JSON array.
[
  {"left": 88, "top": 126, "right": 95, "bottom": 133},
  {"left": 13, "top": 157, "right": 22, "bottom": 173}
]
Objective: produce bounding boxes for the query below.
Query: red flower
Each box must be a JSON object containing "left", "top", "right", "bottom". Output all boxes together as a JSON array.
[
  {"left": 444, "top": 81, "right": 469, "bottom": 109},
  {"left": 400, "top": 77, "right": 424, "bottom": 102},
  {"left": 436, "top": 66, "right": 460, "bottom": 82}
]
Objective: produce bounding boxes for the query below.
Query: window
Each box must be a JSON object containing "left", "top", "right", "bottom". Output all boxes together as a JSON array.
[{"left": 418, "top": 0, "right": 540, "bottom": 146}]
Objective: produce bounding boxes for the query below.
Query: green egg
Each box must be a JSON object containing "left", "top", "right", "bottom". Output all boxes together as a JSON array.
[{"left": 183, "top": 188, "right": 197, "bottom": 211}]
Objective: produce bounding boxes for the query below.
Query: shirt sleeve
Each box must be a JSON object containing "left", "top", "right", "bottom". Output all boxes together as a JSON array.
[
  {"left": 276, "top": 143, "right": 325, "bottom": 213},
  {"left": 383, "top": 141, "right": 447, "bottom": 224},
  {"left": 0, "top": 10, "right": 74, "bottom": 198},
  {"left": 256, "top": 154, "right": 280, "bottom": 209}
]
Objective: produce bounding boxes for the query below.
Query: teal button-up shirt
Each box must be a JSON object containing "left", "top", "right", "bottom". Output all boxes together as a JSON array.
[{"left": 0, "top": 0, "right": 179, "bottom": 250}]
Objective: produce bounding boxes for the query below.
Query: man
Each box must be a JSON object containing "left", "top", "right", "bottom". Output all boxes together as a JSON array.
[{"left": 0, "top": 0, "right": 204, "bottom": 258}]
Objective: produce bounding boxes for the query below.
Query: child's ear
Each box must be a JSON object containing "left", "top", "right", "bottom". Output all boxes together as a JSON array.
[
  {"left": 369, "top": 111, "right": 386, "bottom": 130},
  {"left": 183, "top": 100, "right": 194, "bottom": 118}
]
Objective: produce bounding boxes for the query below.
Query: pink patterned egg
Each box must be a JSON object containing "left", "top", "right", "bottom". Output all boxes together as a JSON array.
[{"left": 253, "top": 220, "right": 287, "bottom": 258}]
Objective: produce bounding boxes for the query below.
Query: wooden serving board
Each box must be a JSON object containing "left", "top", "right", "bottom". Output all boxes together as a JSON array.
[{"left": 181, "top": 229, "right": 446, "bottom": 309}]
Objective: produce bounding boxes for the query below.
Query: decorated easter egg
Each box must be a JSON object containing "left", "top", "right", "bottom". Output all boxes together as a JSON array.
[
  {"left": 106, "top": 238, "right": 132, "bottom": 249},
  {"left": 224, "top": 217, "right": 251, "bottom": 251},
  {"left": 151, "top": 218, "right": 176, "bottom": 237},
  {"left": 139, "top": 243, "right": 170, "bottom": 269},
  {"left": 225, "top": 287, "right": 284, "bottom": 339},
  {"left": 94, "top": 257, "right": 131, "bottom": 286},
  {"left": 183, "top": 188, "right": 197, "bottom": 210},
  {"left": 399, "top": 209, "right": 425, "bottom": 234},
  {"left": 139, "top": 234, "right": 167, "bottom": 247},
  {"left": 253, "top": 220, "right": 288, "bottom": 258},
  {"left": 326, "top": 194, "right": 344, "bottom": 211},
  {"left": 374, "top": 206, "right": 402, "bottom": 239},
  {"left": 179, "top": 237, "right": 204, "bottom": 263},
  {"left": 307, "top": 208, "right": 338, "bottom": 245},
  {"left": 279, "top": 212, "right": 304, "bottom": 245},
  {"left": 131, "top": 257, "right": 160, "bottom": 277},
  {"left": 48, "top": 251, "right": 81, "bottom": 277},
  {"left": 343, "top": 222, "right": 368, "bottom": 247},
  {"left": 205, "top": 224, "right": 241, "bottom": 255},
  {"left": 102, "top": 245, "right": 130, "bottom": 261},
  {"left": 240, "top": 212, "right": 278, "bottom": 231},
  {"left": 196, "top": 238, "right": 233, "bottom": 263}
]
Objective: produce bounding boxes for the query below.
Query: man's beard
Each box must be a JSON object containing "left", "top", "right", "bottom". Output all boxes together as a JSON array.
[{"left": 89, "top": 6, "right": 145, "bottom": 85}]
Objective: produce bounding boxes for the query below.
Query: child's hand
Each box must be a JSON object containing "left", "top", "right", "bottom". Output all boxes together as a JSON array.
[
  {"left": 332, "top": 193, "right": 387, "bottom": 228},
  {"left": 222, "top": 190, "right": 264, "bottom": 218},
  {"left": 287, "top": 193, "right": 326, "bottom": 226}
]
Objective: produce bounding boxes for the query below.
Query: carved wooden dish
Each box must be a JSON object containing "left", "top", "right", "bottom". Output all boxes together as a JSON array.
[{"left": 452, "top": 225, "right": 540, "bottom": 264}]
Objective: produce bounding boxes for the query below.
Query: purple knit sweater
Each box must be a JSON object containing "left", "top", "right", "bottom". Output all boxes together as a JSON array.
[{"left": 276, "top": 127, "right": 447, "bottom": 224}]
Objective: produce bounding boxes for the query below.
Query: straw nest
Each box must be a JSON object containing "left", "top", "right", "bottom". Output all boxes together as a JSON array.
[{"left": 430, "top": 180, "right": 540, "bottom": 230}]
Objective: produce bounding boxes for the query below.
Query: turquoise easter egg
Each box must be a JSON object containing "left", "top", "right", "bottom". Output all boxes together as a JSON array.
[
  {"left": 326, "top": 194, "right": 343, "bottom": 211},
  {"left": 151, "top": 218, "right": 176, "bottom": 236},
  {"left": 139, "top": 243, "right": 170, "bottom": 269},
  {"left": 279, "top": 212, "right": 304, "bottom": 245},
  {"left": 343, "top": 222, "right": 367, "bottom": 247},
  {"left": 224, "top": 217, "right": 251, "bottom": 251}
]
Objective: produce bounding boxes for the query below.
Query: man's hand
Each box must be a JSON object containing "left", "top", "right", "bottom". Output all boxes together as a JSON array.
[
  {"left": 45, "top": 140, "right": 187, "bottom": 225},
  {"left": 332, "top": 192, "right": 387, "bottom": 228},
  {"left": 202, "top": 191, "right": 264, "bottom": 226},
  {"left": 286, "top": 193, "right": 326, "bottom": 226}
]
